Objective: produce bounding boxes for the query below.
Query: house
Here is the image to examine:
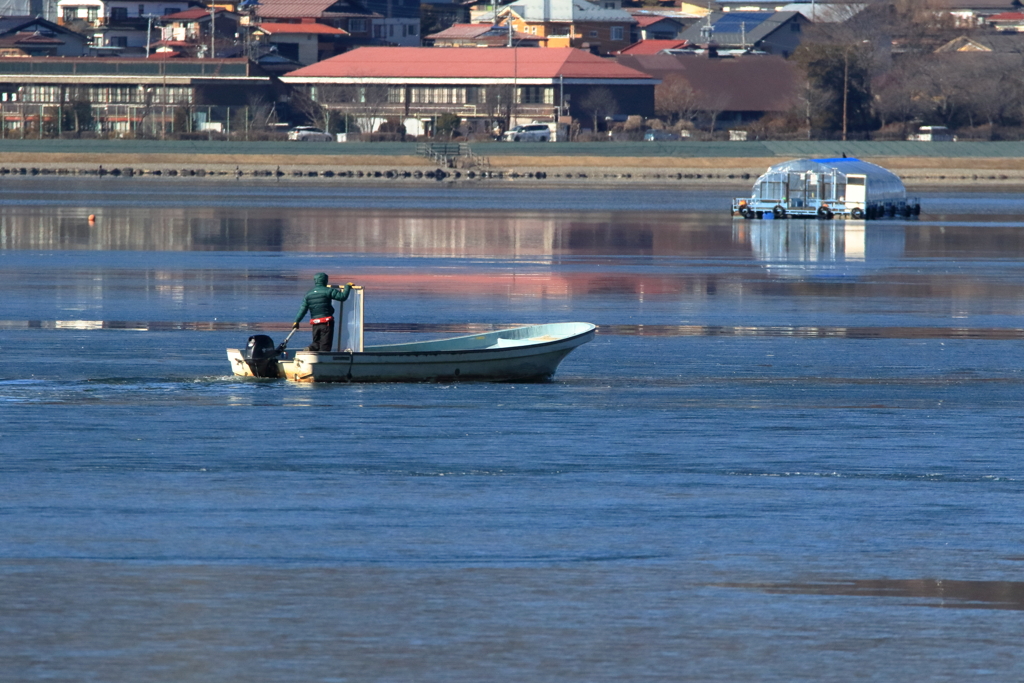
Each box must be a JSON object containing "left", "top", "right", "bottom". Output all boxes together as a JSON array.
[
  {"left": 254, "top": 22, "right": 349, "bottom": 64},
  {"left": 935, "top": 32, "right": 1024, "bottom": 52},
  {"left": 157, "top": 7, "right": 240, "bottom": 57},
  {"left": 631, "top": 13, "right": 687, "bottom": 41},
  {"left": 0, "top": 16, "right": 89, "bottom": 57},
  {"left": 0, "top": 58, "right": 274, "bottom": 135},
  {"left": 929, "top": 0, "right": 1019, "bottom": 27},
  {"left": 498, "top": 0, "right": 637, "bottom": 55},
  {"left": 280, "top": 46, "right": 656, "bottom": 134},
  {"left": 255, "top": 0, "right": 419, "bottom": 46},
  {"left": 58, "top": 0, "right": 192, "bottom": 53},
  {"left": 256, "top": 0, "right": 378, "bottom": 42},
  {"left": 425, "top": 23, "right": 542, "bottom": 47},
  {"left": 677, "top": 11, "right": 808, "bottom": 57},
  {"left": 987, "top": 11, "right": 1024, "bottom": 31},
  {"left": 616, "top": 52, "right": 800, "bottom": 129}
]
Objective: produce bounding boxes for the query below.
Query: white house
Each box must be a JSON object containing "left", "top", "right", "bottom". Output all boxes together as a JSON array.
[{"left": 58, "top": 0, "right": 190, "bottom": 51}]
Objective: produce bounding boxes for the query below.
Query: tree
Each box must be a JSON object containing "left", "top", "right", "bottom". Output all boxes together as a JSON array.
[
  {"left": 793, "top": 40, "right": 875, "bottom": 139},
  {"left": 435, "top": 112, "right": 461, "bottom": 140},
  {"left": 578, "top": 87, "right": 618, "bottom": 133},
  {"left": 654, "top": 74, "right": 700, "bottom": 126}
]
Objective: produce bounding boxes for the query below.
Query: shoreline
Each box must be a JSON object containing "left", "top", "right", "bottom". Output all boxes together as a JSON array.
[{"left": 1, "top": 150, "right": 1023, "bottom": 189}]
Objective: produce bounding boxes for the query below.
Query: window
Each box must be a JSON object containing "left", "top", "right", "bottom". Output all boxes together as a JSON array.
[
  {"left": 62, "top": 6, "right": 78, "bottom": 22},
  {"left": 409, "top": 87, "right": 466, "bottom": 104},
  {"left": 589, "top": 30, "right": 597, "bottom": 38},
  {"left": 790, "top": 21, "right": 800, "bottom": 32},
  {"left": 109, "top": 7, "right": 128, "bottom": 20},
  {"left": 138, "top": 4, "right": 144, "bottom": 15},
  {"left": 517, "top": 86, "right": 552, "bottom": 104},
  {"left": 87, "top": 7, "right": 98, "bottom": 21},
  {"left": 374, "top": 24, "right": 383, "bottom": 38},
  {"left": 349, "top": 18, "right": 366, "bottom": 33},
  {"left": 409, "top": 23, "right": 417, "bottom": 35},
  {"left": 610, "top": 26, "right": 623, "bottom": 41},
  {"left": 164, "top": 7, "right": 176, "bottom": 15},
  {"left": 109, "top": 35, "right": 128, "bottom": 46}
]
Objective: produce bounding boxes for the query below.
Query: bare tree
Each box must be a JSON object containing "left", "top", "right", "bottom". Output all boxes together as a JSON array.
[
  {"left": 290, "top": 86, "right": 333, "bottom": 131},
  {"left": 578, "top": 87, "right": 618, "bottom": 133},
  {"left": 654, "top": 74, "right": 700, "bottom": 126}
]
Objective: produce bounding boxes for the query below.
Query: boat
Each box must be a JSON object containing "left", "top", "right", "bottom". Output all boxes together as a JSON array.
[
  {"left": 732, "top": 157, "right": 921, "bottom": 220},
  {"left": 226, "top": 287, "right": 595, "bottom": 383}
]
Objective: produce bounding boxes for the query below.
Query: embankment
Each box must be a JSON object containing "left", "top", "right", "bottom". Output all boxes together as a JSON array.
[{"left": 1, "top": 140, "right": 1023, "bottom": 189}]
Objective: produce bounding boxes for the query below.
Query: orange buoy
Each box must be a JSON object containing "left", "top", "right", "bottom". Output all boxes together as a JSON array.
[{"left": 88, "top": 214, "right": 95, "bottom": 223}]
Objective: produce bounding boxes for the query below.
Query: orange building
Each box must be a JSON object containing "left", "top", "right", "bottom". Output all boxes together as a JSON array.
[{"left": 496, "top": 0, "right": 636, "bottom": 55}]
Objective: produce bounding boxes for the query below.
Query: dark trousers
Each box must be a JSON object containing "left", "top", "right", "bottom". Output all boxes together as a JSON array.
[{"left": 309, "top": 320, "right": 334, "bottom": 352}]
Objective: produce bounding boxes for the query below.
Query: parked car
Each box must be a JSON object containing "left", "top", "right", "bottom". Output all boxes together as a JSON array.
[
  {"left": 502, "top": 124, "right": 552, "bottom": 142},
  {"left": 644, "top": 129, "right": 680, "bottom": 142},
  {"left": 287, "top": 126, "right": 333, "bottom": 142}
]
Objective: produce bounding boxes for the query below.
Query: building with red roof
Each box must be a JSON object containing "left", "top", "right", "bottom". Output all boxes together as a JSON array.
[
  {"left": 988, "top": 11, "right": 1024, "bottom": 30},
  {"left": 631, "top": 13, "right": 688, "bottom": 41},
  {"left": 255, "top": 0, "right": 420, "bottom": 47},
  {"left": 281, "top": 46, "right": 656, "bottom": 133},
  {"left": 254, "top": 22, "right": 349, "bottom": 64}
]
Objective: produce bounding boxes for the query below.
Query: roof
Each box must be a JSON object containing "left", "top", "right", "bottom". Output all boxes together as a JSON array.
[
  {"left": 633, "top": 15, "right": 682, "bottom": 28},
  {"left": 257, "top": 22, "right": 348, "bottom": 34},
  {"left": 934, "top": 32, "right": 1024, "bottom": 52},
  {"left": 162, "top": 7, "right": 235, "bottom": 20},
  {"left": 0, "top": 32, "right": 65, "bottom": 46},
  {"left": 285, "top": 46, "right": 654, "bottom": 80},
  {"left": 256, "top": 0, "right": 347, "bottom": 18},
  {"left": 427, "top": 23, "right": 530, "bottom": 39},
  {"left": 679, "top": 11, "right": 803, "bottom": 47},
  {"left": 616, "top": 52, "right": 799, "bottom": 112},
  {"left": 617, "top": 39, "right": 690, "bottom": 54},
  {"left": 777, "top": 2, "right": 865, "bottom": 22},
  {"left": 988, "top": 11, "right": 1024, "bottom": 21},
  {"left": 0, "top": 15, "right": 85, "bottom": 39}
]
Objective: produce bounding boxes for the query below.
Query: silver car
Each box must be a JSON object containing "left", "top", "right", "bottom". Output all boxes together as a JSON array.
[{"left": 287, "top": 126, "right": 333, "bottom": 142}]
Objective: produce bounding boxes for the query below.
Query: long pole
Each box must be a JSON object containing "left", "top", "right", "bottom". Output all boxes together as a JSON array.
[{"left": 210, "top": 6, "right": 215, "bottom": 58}]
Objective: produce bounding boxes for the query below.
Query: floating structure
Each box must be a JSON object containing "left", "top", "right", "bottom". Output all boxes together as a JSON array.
[
  {"left": 227, "top": 287, "right": 595, "bottom": 383},
  {"left": 732, "top": 158, "right": 920, "bottom": 220}
]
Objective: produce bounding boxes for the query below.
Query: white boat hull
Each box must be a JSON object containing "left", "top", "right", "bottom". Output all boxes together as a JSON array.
[{"left": 227, "top": 322, "right": 596, "bottom": 383}]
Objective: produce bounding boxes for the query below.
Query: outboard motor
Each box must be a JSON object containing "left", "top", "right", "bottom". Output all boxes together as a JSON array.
[{"left": 243, "top": 334, "right": 279, "bottom": 378}]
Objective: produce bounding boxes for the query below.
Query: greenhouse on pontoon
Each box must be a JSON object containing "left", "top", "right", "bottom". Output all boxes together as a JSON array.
[{"left": 731, "top": 158, "right": 920, "bottom": 220}]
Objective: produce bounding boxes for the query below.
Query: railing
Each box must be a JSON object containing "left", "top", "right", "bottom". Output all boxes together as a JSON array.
[{"left": 416, "top": 142, "right": 466, "bottom": 165}]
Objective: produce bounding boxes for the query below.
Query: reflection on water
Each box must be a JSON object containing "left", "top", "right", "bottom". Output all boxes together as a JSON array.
[
  {"left": 724, "top": 579, "right": 1024, "bottom": 610},
  {"left": 744, "top": 220, "right": 906, "bottom": 279}
]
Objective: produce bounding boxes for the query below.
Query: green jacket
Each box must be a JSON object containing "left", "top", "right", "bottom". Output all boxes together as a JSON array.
[{"left": 295, "top": 282, "right": 351, "bottom": 324}]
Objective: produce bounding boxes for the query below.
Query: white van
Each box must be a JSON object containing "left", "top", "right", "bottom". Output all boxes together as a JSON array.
[{"left": 502, "top": 124, "right": 552, "bottom": 142}]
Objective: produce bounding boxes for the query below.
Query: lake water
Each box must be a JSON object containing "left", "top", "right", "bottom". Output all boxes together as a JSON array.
[{"left": 3, "top": 179, "right": 1024, "bottom": 681}]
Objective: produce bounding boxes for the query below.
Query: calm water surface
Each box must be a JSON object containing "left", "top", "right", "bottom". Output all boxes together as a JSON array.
[{"left": 3, "top": 179, "right": 1024, "bottom": 681}]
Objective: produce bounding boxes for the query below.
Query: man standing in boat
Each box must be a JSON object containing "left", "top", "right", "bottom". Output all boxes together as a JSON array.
[{"left": 292, "top": 272, "right": 352, "bottom": 352}]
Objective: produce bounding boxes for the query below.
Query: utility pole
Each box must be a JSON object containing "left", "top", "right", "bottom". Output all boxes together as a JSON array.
[{"left": 210, "top": 4, "right": 216, "bottom": 58}]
